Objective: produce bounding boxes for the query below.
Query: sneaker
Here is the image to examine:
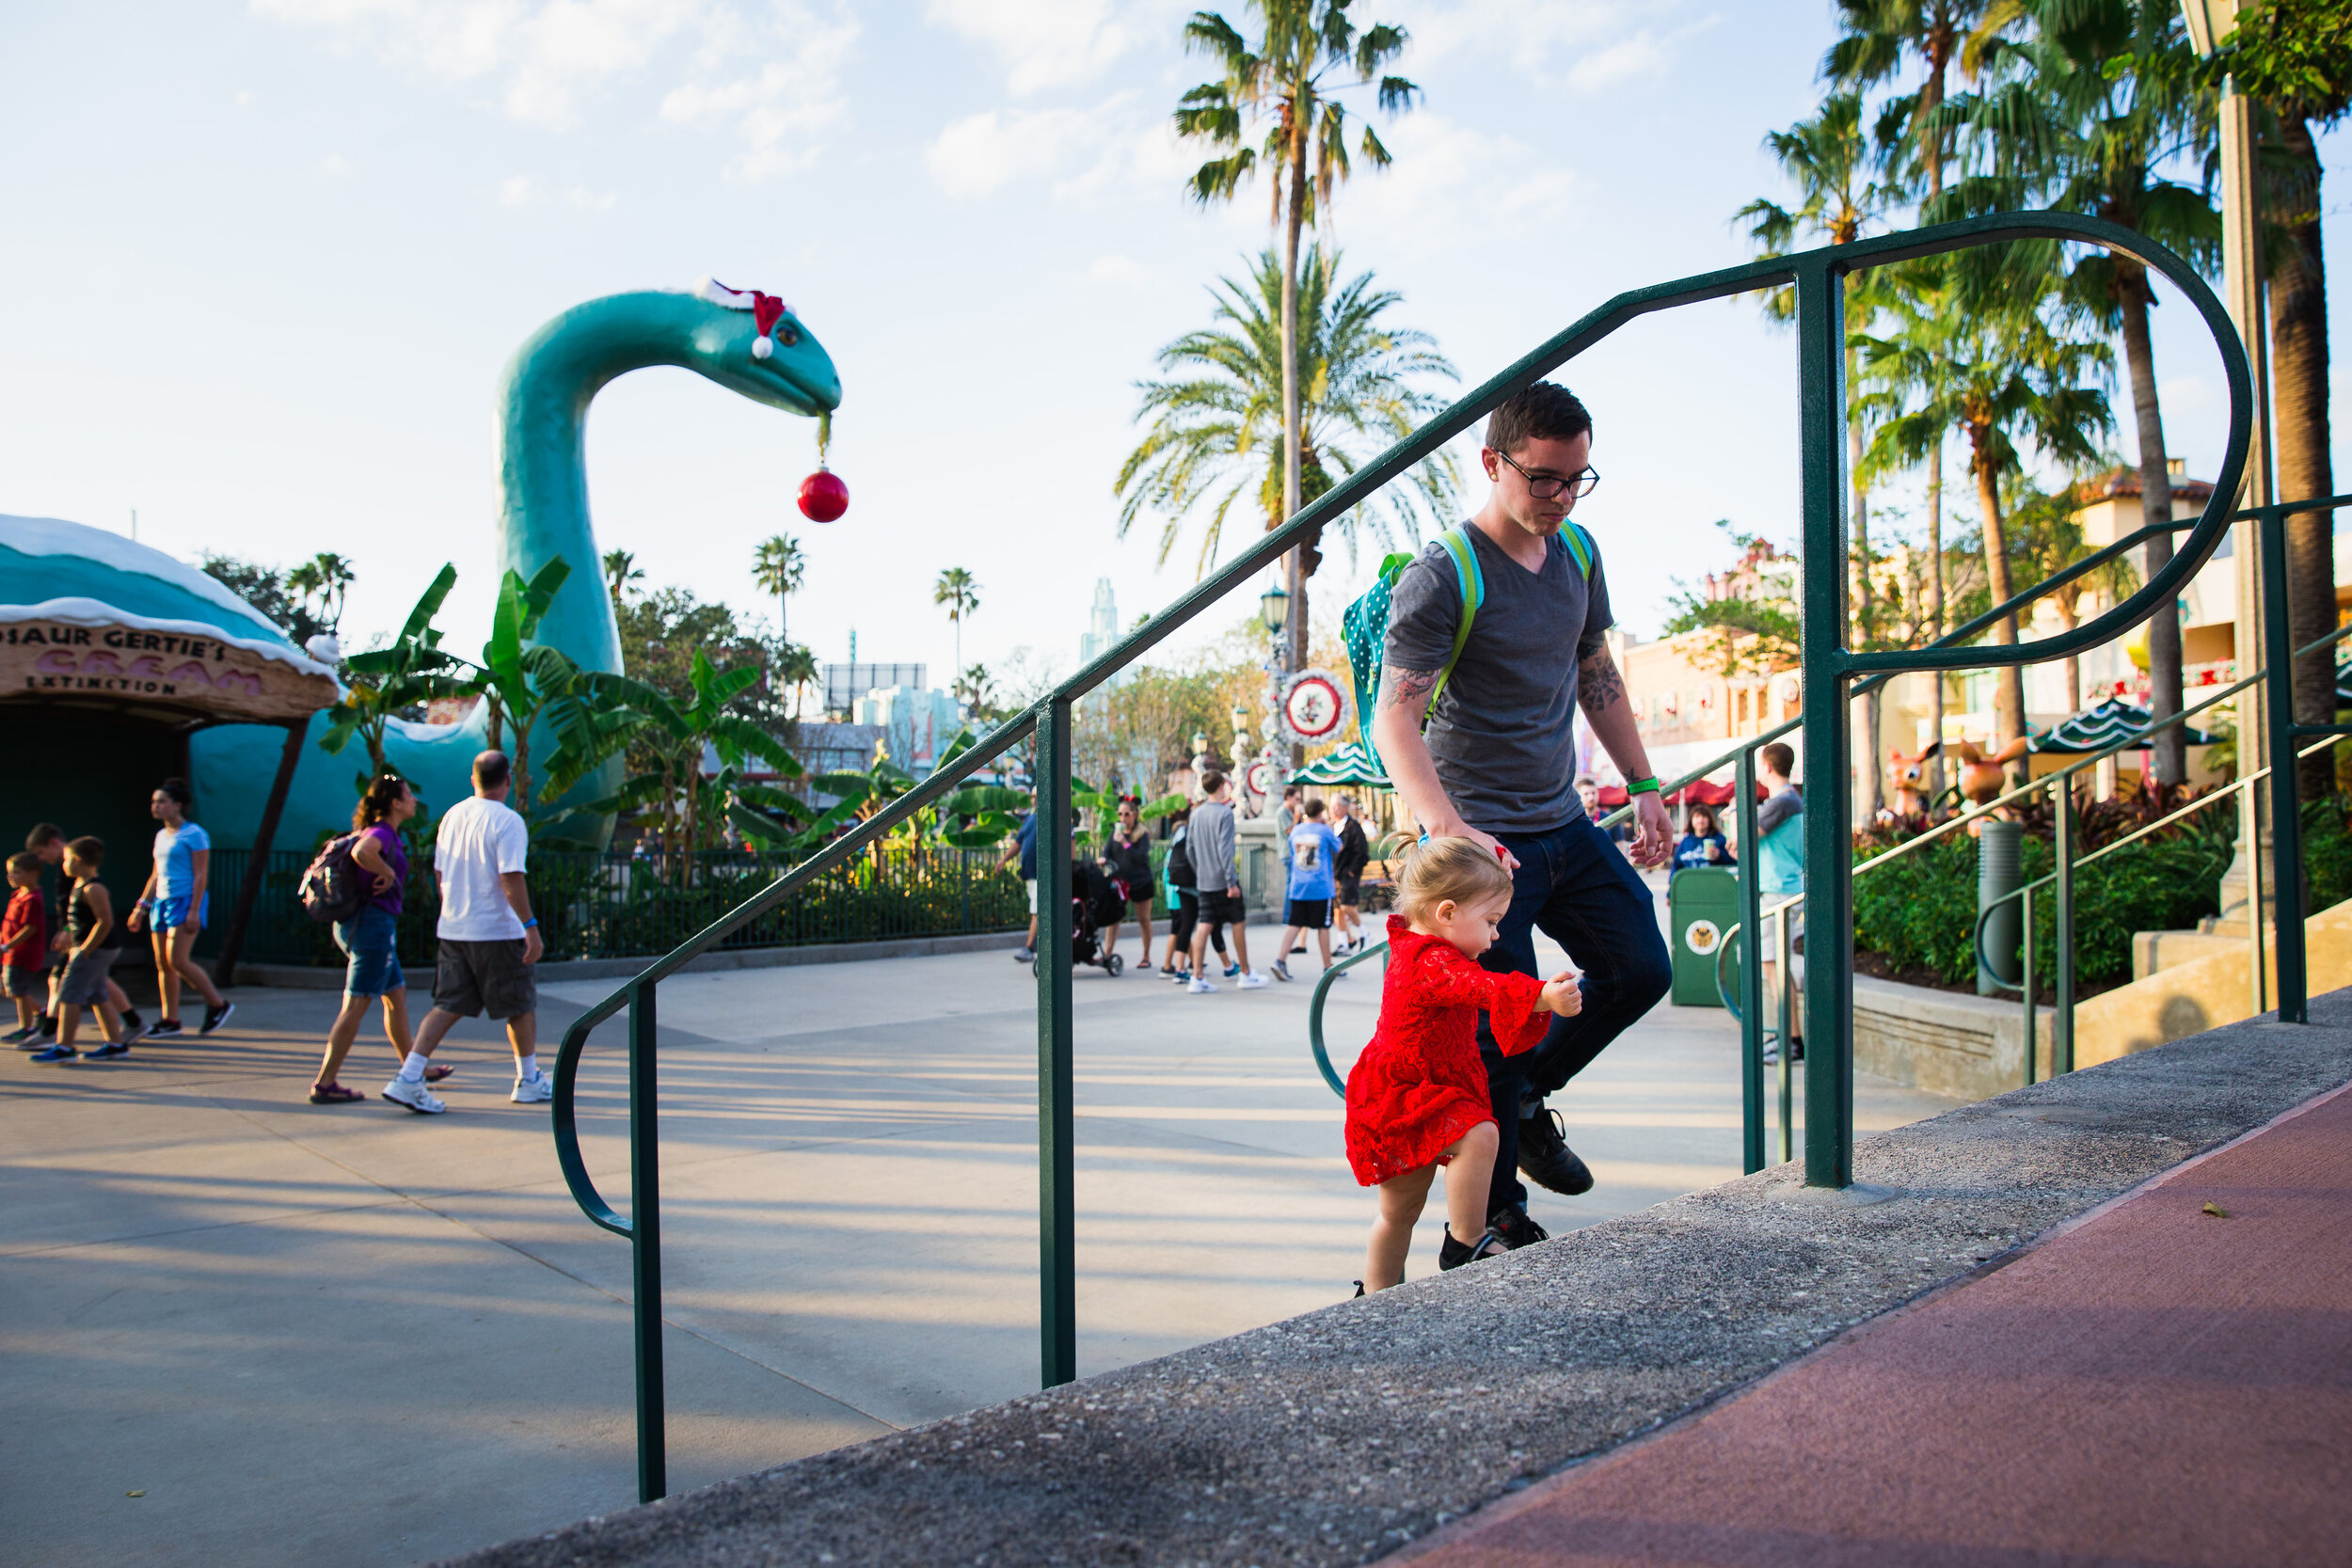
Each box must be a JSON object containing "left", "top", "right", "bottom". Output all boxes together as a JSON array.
[
  {"left": 1517, "top": 1104, "right": 1595, "bottom": 1196},
  {"left": 1187, "top": 977, "right": 1218, "bottom": 994},
  {"left": 381, "top": 1077, "right": 448, "bottom": 1115},
  {"left": 1013, "top": 946, "right": 1036, "bottom": 963},
  {"left": 1269, "top": 960, "right": 1292, "bottom": 982},
  {"left": 1761, "top": 1039, "right": 1782, "bottom": 1067},
  {"left": 147, "top": 1020, "right": 184, "bottom": 1039},
  {"left": 511, "top": 1069, "right": 555, "bottom": 1104},
  {"left": 1169, "top": 969, "right": 1193, "bottom": 985},
  {"left": 3, "top": 1023, "right": 36, "bottom": 1048},
  {"left": 83, "top": 1038, "right": 132, "bottom": 1060},
  {"left": 1223, "top": 961, "right": 1240, "bottom": 978},
  {"left": 199, "top": 1002, "right": 236, "bottom": 1036},
  {"left": 1325, "top": 968, "right": 1349, "bottom": 981},
  {"left": 1235, "top": 973, "right": 1269, "bottom": 990},
  {"left": 30, "top": 1043, "right": 76, "bottom": 1063},
  {"left": 119, "top": 1010, "right": 145, "bottom": 1036},
  {"left": 1489, "top": 1205, "right": 1549, "bottom": 1251}
]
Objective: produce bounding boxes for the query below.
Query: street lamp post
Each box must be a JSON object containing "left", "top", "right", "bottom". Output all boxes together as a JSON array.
[{"left": 2182, "top": 0, "right": 2277, "bottom": 958}]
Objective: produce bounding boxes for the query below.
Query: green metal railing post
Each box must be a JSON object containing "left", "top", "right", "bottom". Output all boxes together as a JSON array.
[
  {"left": 2259, "top": 501, "right": 2309, "bottom": 1022},
  {"left": 1035, "top": 699, "right": 1078, "bottom": 1387},
  {"left": 1775, "top": 905, "right": 1795, "bottom": 1166},
  {"left": 628, "top": 982, "right": 665, "bottom": 1502},
  {"left": 2054, "top": 780, "right": 2075, "bottom": 1073},
  {"left": 1736, "top": 746, "right": 1765, "bottom": 1173},
  {"left": 1793, "top": 254, "right": 1854, "bottom": 1189},
  {"left": 2019, "top": 884, "right": 2036, "bottom": 1085}
]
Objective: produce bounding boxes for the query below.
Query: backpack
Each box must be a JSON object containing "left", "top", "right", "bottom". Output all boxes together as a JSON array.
[
  {"left": 1342, "top": 522, "right": 1597, "bottom": 779},
  {"left": 299, "top": 833, "right": 370, "bottom": 925},
  {"left": 1166, "top": 828, "right": 1196, "bottom": 889}
]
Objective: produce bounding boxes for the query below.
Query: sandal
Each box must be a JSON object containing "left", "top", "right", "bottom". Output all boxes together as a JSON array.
[
  {"left": 423, "top": 1064, "right": 454, "bottom": 1083},
  {"left": 309, "top": 1082, "right": 365, "bottom": 1104},
  {"left": 1438, "top": 1226, "right": 1507, "bottom": 1272}
]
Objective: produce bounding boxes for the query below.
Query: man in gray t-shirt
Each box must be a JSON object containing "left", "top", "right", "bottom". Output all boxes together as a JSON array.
[{"left": 1370, "top": 382, "right": 1674, "bottom": 1244}]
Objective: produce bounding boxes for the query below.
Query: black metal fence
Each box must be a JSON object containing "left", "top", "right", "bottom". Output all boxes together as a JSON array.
[{"left": 198, "top": 845, "right": 1032, "bottom": 967}]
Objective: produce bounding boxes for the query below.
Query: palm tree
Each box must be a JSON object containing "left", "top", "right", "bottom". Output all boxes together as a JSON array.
[
  {"left": 285, "top": 552, "right": 356, "bottom": 635},
  {"left": 1735, "top": 89, "right": 1897, "bottom": 818},
  {"left": 602, "top": 549, "right": 644, "bottom": 602},
  {"left": 1174, "top": 0, "right": 1418, "bottom": 674},
  {"left": 955, "top": 662, "right": 995, "bottom": 721},
  {"left": 1930, "top": 0, "right": 2216, "bottom": 786},
  {"left": 1860, "top": 291, "right": 2113, "bottom": 769},
  {"left": 934, "top": 568, "right": 979, "bottom": 674},
  {"left": 772, "top": 641, "right": 819, "bottom": 722},
  {"left": 2205, "top": 0, "right": 2349, "bottom": 798},
  {"left": 1117, "top": 245, "right": 1459, "bottom": 582},
  {"left": 751, "top": 534, "right": 806, "bottom": 648},
  {"left": 2007, "top": 480, "right": 2142, "bottom": 712}
]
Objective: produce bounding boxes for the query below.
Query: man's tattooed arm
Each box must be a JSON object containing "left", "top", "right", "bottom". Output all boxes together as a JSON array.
[
  {"left": 1382, "top": 664, "right": 1439, "bottom": 713},
  {"left": 1577, "top": 648, "right": 1627, "bottom": 718}
]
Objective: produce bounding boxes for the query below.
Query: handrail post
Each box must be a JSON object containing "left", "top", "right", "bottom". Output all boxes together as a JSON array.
[
  {"left": 2054, "top": 777, "right": 2074, "bottom": 1074},
  {"left": 2259, "top": 501, "right": 2308, "bottom": 1022},
  {"left": 628, "top": 982, "right": 666, "bottom": 1503},
  {"left": 2020, "top": 884, "right": 2036, "bottom": 1086},
  {"left": 1775, "top": 906, "right": 1794, "bottom": 1165},
  {"left": 1794, "top": 253, "right": 1852, "bottom": 1188},
  {"left": 1736, "top": 747, "right": 1764, "bottom": 1173},
  {"left": 1035, "top": 698, "right": 1078, "bottom": 1387}
]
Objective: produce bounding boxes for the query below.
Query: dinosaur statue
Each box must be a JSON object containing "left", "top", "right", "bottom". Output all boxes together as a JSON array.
[
  {"left": 190, "top": 280, "right": 840, "bottom": 850},
  {"left": 1885, "top": 736, "right": 2032, "bottom": 816}
]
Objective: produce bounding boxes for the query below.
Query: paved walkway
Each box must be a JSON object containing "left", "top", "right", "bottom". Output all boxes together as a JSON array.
[
  {"left": 1406, "top": 1082, "right": 2352, "bottom": 1568},
  {"left": 0, "top": 927, "right": 1955, "bottom": 1567}
]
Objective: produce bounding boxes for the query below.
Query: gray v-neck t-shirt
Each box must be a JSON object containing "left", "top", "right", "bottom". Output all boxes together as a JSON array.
[{"left": 1384, "top": 523, "right": 1614, "bottom": 834}]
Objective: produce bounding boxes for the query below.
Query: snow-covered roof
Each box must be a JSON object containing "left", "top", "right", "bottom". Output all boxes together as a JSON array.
[{"left": 0, "top": 514, "right": 297, "bottom": 646}]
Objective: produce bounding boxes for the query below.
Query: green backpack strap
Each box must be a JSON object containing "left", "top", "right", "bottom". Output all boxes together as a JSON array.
[
  {"left": 1426, "top": 526, "right": 1485, "bottom": 719},
  {"left": 1558, "top": 520, "right": 1597, "bottom": 578}
]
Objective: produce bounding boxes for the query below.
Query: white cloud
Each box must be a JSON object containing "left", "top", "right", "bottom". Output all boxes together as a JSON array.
[
  {"left": 925, "top": 94, "right": 1193, "bottom": 204},
  {"left": 320, "top": 152, "right": 352, "bottom": 176},
  {"left": 1314, "top": 113, "right": 1577, "bottom": 259},
  {"left": 254, "top": 0, "right": 858, "bottom": 178},
  {"left": 234, "top": 89, "right": 256, "bottom": 106},
  {"left": 1391, "top": 0, "right": 1702, "bottom": 87},
  {"left": 923, "top": 0, "right": 1152, "bottom": 96},
  {"left": 501, "top": 174, "right": 546, "bottom": 206},
  {"left": 566, "top": 186, "right": 619, "bottom": 210},
  {"left": 1089, "top": 252, "right": 1153, "bottom": 287}
]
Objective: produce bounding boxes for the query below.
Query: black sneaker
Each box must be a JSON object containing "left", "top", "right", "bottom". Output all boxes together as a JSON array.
[
  {"left": 199, "top": 1002, "right": 235, "bottom": 1036},
  {"left": 119, "top": 1010, "right": 144, "bottom": 1036},
  {"left": 1518, "top": 1104, "right": 1595, "bottom": 1196},
  {"left": 1438, "top": 1226, "right": 1505, "bottom": 1271},
  {"left": 83, "top": 1039, "right": 131, "bottom": 1060},
  {"left": 148, "top": 1020, "right": 184, "bottom": 1038},
  {"left": 1488, "top": 1205, "right": 1549, "bottom": 1250}
]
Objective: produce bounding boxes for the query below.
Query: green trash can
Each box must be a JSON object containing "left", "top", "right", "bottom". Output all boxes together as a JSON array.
[{"left": 1668, "top": 866, "right": 1740, "bottom": 1007}]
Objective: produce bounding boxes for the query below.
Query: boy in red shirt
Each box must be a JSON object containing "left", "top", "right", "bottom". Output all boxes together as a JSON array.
[{"left": 2, "top": 850, "right": 48, "bottom": 1042}]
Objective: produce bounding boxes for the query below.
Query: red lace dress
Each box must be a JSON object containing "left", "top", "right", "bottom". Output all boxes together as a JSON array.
[{"left": 1343, "top": 915, "right": 1549, "bottom": 1186}]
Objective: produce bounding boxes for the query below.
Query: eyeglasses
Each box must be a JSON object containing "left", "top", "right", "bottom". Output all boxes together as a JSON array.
[{"left": 1492, "top": 450, "right": 1600, "bottom": 500}]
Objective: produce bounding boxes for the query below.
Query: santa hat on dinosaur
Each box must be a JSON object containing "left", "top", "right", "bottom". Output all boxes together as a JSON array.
[{"left": 694, "top": 278, "right": 796, "bottom": 360}]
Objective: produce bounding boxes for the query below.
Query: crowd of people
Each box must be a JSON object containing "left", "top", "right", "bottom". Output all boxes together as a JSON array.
[{"left": 10, "top": 750, "right": 554, "bottom": 1117}]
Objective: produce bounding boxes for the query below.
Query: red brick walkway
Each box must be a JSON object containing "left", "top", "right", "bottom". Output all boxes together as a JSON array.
[{"left": 1411, "top": 1085, "right": 2352, "bottom": 1568}]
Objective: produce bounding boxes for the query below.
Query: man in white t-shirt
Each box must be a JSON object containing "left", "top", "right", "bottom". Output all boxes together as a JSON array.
[{"left": 382, "top": 750, "right": 548, "bottom": 1114}]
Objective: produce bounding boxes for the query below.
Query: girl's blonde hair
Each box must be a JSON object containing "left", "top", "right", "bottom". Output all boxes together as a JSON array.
[{"left": 1394, "top": 835, "right": 1514, "bottom": 923}]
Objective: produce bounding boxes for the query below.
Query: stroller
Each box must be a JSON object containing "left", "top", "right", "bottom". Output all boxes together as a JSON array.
[{"left": 1070, "top": 859, "right": 1131, "bottom": 976}]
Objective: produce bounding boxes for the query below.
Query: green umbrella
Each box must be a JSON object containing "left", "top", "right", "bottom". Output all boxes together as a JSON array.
[
  {"left": 1287, "top": 742, "right": 1390, "bottom": 787},
  {"left": 2027, "top": 697, "right": 2220, "bottom": 754}
]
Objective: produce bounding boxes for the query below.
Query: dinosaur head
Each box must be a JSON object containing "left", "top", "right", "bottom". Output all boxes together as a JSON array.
[{"left": 684, "top": 278, "right": 841, "bottom": 418}]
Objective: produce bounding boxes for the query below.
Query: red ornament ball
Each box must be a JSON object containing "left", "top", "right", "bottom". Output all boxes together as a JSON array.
[{"left": 798, "top": 468, "right": 849, "bottom": 523}]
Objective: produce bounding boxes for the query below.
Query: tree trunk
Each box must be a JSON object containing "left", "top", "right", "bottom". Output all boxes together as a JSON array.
[
  {"left": 1850, "top": 359, "right": 1883, "bottom": 823},
  {"left": 1928, "top": 443, "right": 1947, "bottom": 801},
  {"left": 1972, "top": 431, "right": 2027, "bottom": 772},
  {"left": 2268, "top": 116, "right": 2336, "bottom": 802},
  {"left": 2117, "top": 269, "right": 2185, "bottom": 785}
]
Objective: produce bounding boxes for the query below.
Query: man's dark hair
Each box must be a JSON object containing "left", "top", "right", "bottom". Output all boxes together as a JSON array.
[
  {"left": 473, "top": 750, "right": 513, "bottom": 791},
  {"left": 67, "top": 836, "right": 104, "bottom": 867},
  {"left": 1760, "top": 741, "right": 1795, "bottom": 777},
  {"left": 1486, "top": 382, "right": 1592, "bottom": 454},
  {"left": 1282, "top": 784, "right": 1300, "bottom": 800},
  {"left": 1304, "top": 797, "right": 1327, "bottom": 818},
  {"left": 1200, "top": 769, "right": 1228, "bottom": 796},
  {"left": 25, "top": 823, "right": 62, "bottom": 850}
]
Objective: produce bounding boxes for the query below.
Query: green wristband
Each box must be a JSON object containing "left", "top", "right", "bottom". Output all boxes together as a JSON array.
[{"left": 1628, "top": 776, "right": 1661, "bottom": 796}]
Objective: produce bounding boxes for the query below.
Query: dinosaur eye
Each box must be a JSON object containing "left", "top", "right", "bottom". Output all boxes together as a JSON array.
[{"left": 774, "top": 322, "right": 800, "bottom": 347}]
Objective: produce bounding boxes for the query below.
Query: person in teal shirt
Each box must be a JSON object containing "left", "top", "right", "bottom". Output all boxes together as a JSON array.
[{"left": 1752, "top": 741, "right": 1803, "bottom": 1063}]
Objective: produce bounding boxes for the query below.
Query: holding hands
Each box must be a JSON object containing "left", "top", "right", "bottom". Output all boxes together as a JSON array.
[{"left": 1538, "top": 968, "right": 1584, "bottom": 1017}]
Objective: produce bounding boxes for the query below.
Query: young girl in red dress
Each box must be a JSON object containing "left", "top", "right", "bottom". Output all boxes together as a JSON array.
[{"left": 1346, "top": 837, "right": 1582, "bottom": 1291}]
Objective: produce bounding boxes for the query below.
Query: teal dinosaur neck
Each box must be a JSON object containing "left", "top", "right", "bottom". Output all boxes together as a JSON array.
[{"left": 494, "top": 291, "right": 717, "bottom": 678}]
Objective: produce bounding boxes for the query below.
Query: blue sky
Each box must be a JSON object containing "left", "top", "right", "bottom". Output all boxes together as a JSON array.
[{"left": 2, "top": 1, "right": 2343, "bottom": 688}]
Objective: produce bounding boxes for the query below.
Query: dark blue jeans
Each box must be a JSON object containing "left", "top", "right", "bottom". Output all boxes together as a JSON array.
[{"left": 1476, "top": 814, "right": 1672, "bottom": 1216}]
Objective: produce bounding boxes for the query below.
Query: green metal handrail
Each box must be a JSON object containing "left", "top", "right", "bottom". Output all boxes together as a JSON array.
[{"left": 549, "top": 210, "right": 2254, "bottom": 1501}]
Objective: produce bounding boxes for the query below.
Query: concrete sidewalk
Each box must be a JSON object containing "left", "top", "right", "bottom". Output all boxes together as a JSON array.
[
  {"left": 0, "top": 928, "right": 1953, "bottom": 1567},
  {"left": 1407, "top": 1081, "right": 2352, "bottom": 1567}
]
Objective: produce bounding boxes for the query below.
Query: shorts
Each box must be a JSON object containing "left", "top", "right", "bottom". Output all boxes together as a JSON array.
[
  {"left": 57, "top": 945, "right": 119, "bottom": 1007},
  {"left": 1025, "top": 878, "right": 1038, "bottom": 914},
  {"left": 335, "top": 906, "right": 405, "bottom": 999},
  {"left": 1335, "top": 875, "right": 1362, "bottom": 906},
  {"left": 433, "top": 937, "right": 536, "bottom": 1021},
  {"left": 1285, "top": 897, "right": 1331, "bottom": 929},
  {"left": 152, "top": 893, "right": 209, "bottom": 932},
  {"left": 3, "top": 962, "right": 41, "bottom": 998},
  {"left": 1197, "top": 889, "right": 1245, "bottom": 927}
]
